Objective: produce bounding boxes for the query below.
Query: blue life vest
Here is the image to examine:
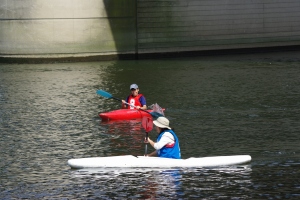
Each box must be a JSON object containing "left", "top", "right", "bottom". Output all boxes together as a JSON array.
[{"left": 157, "top": 129, "right": 181, "bottom": 159}]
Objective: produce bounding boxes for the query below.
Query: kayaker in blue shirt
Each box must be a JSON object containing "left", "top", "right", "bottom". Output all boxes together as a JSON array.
[
  {"left": 146, "top": 117, "right": 181, "bottom": 159},
  {"left": 121, "top": 83, "right": 147, "bottom": 110}
]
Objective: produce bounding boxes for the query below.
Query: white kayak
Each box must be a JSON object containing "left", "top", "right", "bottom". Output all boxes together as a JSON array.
[{"left": 68, "top": 155, "right": 251, "bottom": 169}]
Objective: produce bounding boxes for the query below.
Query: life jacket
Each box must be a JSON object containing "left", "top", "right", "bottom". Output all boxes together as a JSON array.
[
  {"left": 127, "top": 94, "right": 143, "bottom": 109},
  {"left": 157, "top": 129, "right": 181, "bottom": 159}
]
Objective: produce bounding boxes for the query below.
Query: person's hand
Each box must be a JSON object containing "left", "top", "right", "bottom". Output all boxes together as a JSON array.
[
  {"left": 136, "top": 106, "right": 140, "bottom": 109},
  {"left": 122, "top": 100, "right": 126, "bottom": 104},
  {"left": 147, "top": 137, "right": 153, "bottom": 143},
  {"left": 144, "top": 137, "right": 149, "bottom": 143}
]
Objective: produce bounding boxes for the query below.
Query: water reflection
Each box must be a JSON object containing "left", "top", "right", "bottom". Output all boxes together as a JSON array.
[
  {"left": 100, "top": 119, "right": 147, "bottom": 156},
  {"left": 1, "top": 52, "right": 300, "bottom": 199},
  {"left": 69, "top": 165, "right": 252, "bottom": 199},
  {"left": 141, "top": 169, "right": 183, "bottom": 199}
]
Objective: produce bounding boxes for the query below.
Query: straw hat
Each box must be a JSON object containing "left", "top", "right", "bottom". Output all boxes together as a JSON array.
[{"left": 153, "top": 117, "right": 171, "bottom": 129}]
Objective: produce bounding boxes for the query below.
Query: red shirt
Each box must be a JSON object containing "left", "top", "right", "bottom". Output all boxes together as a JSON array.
[{"left": 127, "top": 94, "right": 143, "bottom": 109}]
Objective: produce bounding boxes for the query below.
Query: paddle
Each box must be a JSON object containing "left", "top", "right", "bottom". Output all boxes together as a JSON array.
[
  {"left": 96, "top": 89, "right": 163, "bottom": 119},
  {"left": 142, "top": 117, "right": 153, "bottom": 156}
]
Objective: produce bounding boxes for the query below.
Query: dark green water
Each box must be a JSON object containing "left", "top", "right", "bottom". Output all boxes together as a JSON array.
[{"left": 0, "top": 51, "right": 299, "bottom": 199}]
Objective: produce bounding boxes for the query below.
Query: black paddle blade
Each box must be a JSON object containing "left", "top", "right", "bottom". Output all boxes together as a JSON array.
[{"left": 150, "top": 111, "right": 164, "bottom": 119}]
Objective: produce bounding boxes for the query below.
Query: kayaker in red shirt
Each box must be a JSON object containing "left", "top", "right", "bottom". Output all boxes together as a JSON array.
[{"left": 122, "top": 84, "right": 147, "bottom": 110}]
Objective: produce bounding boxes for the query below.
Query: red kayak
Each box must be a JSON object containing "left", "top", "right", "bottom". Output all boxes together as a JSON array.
[{"left": 99, "top": 109, "right": 154, "bottom": 121}]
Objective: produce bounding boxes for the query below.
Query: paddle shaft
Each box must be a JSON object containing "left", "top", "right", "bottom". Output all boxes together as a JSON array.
[
  {"left": 114, "top": 96, "right": 153, "bottom": 115},
  {"left": 121, "top": 99, "right": 150, "bottom": 112},
  {"left": 145, "top": 132, "right": 148, "bottom": 156}
]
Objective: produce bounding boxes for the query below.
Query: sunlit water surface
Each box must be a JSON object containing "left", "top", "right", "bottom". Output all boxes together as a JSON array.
[{"left": 1, "top": 51, "right": 299, "bottom": 199}]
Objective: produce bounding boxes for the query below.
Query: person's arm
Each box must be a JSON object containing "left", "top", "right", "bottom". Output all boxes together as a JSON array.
[
  {"left": 121, "top": 100, "right": 127, "bottom": 109},
  {"left": 147, "top": 132, "right": 174, "bottom": 150},
  {"left": 137, "top": 104, "right": 147, "bottom": 110},
  {"left": 146, "top": 150, "right": 157, "bottom": 157},
  {"left": 121, "top": 97, "right": 129, "bottom": 109},
  {"left": 138, "top": 96, "right": 147, "bottom": 110},
  {"left": 147, "top": 137, "right": 156, "bottom": 148}
]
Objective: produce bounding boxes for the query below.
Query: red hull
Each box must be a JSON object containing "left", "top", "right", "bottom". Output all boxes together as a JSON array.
[{"left": 99, "top": 109, "right": 153, "bottom": 121}]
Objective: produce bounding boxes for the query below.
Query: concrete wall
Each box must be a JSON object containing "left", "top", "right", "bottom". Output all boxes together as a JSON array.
[
  {"left": 137, "top": 0, "right": 300, "bottom": 54},
  {"left": 0, "top": 0, "right": 300, "bottom": 61},
  {"left": 0, "top": 0, "right": 136, "bottom": 57}
]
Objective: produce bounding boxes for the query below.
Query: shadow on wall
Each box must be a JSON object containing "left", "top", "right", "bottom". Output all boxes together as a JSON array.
[{"left": 103, "top": 0, "right": 137, "bottom": 59}]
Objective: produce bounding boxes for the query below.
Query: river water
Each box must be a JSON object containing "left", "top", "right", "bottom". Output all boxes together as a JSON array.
[{"left": 0, "top": 51, "right": 299, "bottom": 199}]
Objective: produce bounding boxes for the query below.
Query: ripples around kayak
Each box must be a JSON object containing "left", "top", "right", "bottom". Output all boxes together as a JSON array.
[{"left": 1, "top": 52, "right": 300, "bottom": 199}]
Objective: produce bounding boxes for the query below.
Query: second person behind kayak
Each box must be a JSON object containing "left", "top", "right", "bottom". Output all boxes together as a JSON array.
[{"left": 122, "top": 83, "right": 147, "bottom": 110}]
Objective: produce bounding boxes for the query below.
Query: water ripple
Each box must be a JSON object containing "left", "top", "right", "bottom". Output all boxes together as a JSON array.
[{"left": 1, "top": 55, "right": 300, "bottom": 199}]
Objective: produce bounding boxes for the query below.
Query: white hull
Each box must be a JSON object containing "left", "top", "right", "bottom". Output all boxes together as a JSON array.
[{"left": 68, "top": 155, "right": 251, "bottom": 169}]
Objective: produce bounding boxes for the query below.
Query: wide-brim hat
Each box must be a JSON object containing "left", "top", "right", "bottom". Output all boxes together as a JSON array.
[{"left": 153, "top": 117, "right": 171, "bottom": 129}]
